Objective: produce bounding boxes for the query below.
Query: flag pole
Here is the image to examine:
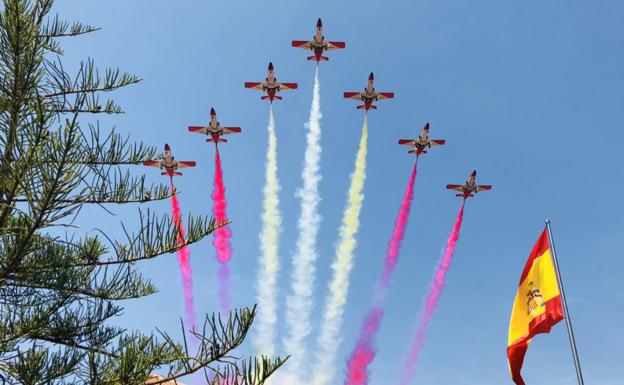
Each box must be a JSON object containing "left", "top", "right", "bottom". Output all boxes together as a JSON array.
[{"left": 545, "top": 220, "right": 585, "bottom": 385}]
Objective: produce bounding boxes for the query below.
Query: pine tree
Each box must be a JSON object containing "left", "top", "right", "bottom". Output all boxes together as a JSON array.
[{"left": 0, "top": 1, "right": 286, "bottom": 383}]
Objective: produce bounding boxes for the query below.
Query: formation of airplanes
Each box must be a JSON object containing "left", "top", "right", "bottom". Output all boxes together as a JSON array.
[{"left": 143, "top": 18, "right": 492, "bottom": 199}]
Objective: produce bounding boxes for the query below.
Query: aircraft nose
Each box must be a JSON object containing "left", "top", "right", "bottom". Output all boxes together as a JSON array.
[
  {"left": 471, "top": 170, "right": 477, "bottom": 176},
  {"left": 268, "top": 62, "right": 274, "bottom": 70},
  {"left": 369, "top": 72, "right": 374, "bottom": 80},
  {"left": 317, "top": 18, "right": 322, "bottom": 27},
  {"left": 424, "top": 122, "right": 430, "bottom": 130},
  {"left": 210, "top": 108, "right": 216, "bottom": 116},
  {"left": 164, "top": 143, "right": 170, "bottom": 151}
]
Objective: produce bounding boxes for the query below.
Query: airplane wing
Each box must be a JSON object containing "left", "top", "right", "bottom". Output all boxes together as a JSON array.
[
  {"left": 222, "top": 127, "right": 242, "bottom": 135},
  {"left": 143, "top": 160, "right": 161, "bottom": 168},
  {"left": 188, "top": 126, "right": 208, "bottom": 134},
  {"left": 343, "top": 92, "right": 362, "bottom": 99},
  {"left": 327, "top": 41, "right": 346, "bottom": 50},
  {"left": 430, "top": 140, "right": 446, "bottom": 146},
  {"left": 176, "top": 161, "right": 197, "bottom": 169},
  {"left": 376, "top": 92, "right": 395, "bottom": 100},
  {"left": 279, "top": 82, "right": 298, "bottom": 90},
  {"left": 244, "top": 82, "right": 264, "bottom": 90},
  {"left": 477, "top": 185, "right": 492, "bottom": 192},
  {"left": 398, "top": 139, "right": 416, "bottom": 146},
  {"left": 446, "top": 184, "right": 464, "bottom": 191},
  {"left": 292, "top": 40, "right": 312, "bottom": 49}
]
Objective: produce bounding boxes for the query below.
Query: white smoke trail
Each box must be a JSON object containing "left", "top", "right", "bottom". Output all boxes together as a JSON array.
[
  {"left": 253, "top": 107, "right": 282, "bottom": 357},
  {"left": 283, "top": 68, "right": 322, "bottom": 376},
  {"left": 312, "top": 117, "right": 369, "bottom": 385}
]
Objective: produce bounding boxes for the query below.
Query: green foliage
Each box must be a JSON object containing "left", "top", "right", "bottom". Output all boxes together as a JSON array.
[{"left": 0, "top": 1, "right": 287, "bottom": 383}]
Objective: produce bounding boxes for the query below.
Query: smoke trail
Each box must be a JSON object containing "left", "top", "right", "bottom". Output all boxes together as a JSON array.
[
  {"left": 343, "top": 161, "right": 418, "bottom": 385},
  {"left": 254, "top": 106, "right": 283, "bottom": 357},
  {"left": 312, "top": 117, "right": 369, "bottom": 385},
  {"left": 212, "top": 147, "right": 232, "bottom": 314},
  {"left": 169, "top": 179, "right": 196, "bottom": 329},
  {"left": 398, "top": 202, "right": 466, "bottom": 385},
  {"left": 284, "top": 67, "right": 322, "bottom": 375}
]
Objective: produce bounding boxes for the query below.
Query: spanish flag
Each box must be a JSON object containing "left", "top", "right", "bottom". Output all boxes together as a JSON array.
[{"left": 507, "top": 228, "right": 564, "bottom": 385}]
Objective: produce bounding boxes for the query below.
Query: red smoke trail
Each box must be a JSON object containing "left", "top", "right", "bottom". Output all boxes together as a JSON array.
[
  {"left": 398, "top": 202, "right": 465, "bottom": 385},
  {"left": 344, "top": 161, "right": 418, "bottom": 385},
  {"left": 212, "top": 145, "right": 232, "bottom": 314},
  {"left": 169, "top": 178, "right": 196, "bottom": 329}
]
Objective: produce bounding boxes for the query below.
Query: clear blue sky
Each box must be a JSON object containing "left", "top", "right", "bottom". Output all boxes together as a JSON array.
[{"left": 53, "top": 1, "right": 623, "bottom": 384}]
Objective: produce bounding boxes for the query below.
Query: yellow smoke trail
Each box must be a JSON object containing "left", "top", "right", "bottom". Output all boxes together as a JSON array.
[
  {"left": 312, "top": 117, "right": 369, "bottom": 385},
  {"left": 253, "top": 107, "right": 282, "bottom": 357}
]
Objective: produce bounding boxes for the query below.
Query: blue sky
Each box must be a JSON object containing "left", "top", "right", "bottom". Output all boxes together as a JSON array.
[{"left": 52, "top": 1, "right": 623, "bottom": 384}]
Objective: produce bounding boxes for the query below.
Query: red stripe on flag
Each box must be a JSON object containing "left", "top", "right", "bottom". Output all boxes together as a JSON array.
[
  {"left": 507, "top": 296, "right": 564, "bottom": 385},
  {"left": 518, "top": 229, "right": 550, "bottom": 284}
]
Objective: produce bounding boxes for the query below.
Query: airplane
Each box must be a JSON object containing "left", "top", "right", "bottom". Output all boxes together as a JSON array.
[
  {"left": 143, "top": 144, "right": 196, "bottom": 177},
  {"left": 343, "top": 72, "right": 394, "bottom": 111},
  {"left": 188, "top": 108, "right": 241, "bottom": 143},
  {"left": 446, "top": 170, "right": 492, "bottom": 199},
  {"left": 244, "top": 62, "right": 298, "bottom": 103},
  {"left": 291, "top": 18, "right": 345, "bottom": 62},
  {"left": 398, "top": 123, "right": 446, "bottom": 156}
]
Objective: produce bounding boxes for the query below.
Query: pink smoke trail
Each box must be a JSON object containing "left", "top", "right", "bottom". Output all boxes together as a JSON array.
[
  {"left": 169, "top": 178, "right": 196, "bottom": 329},
  {"left": 344, "top": 161, "right": 418, "bottom": 385},
  {"left": 398, "top": 202, "right": 466, "bottom": 385},
  {"left": 212, "top": 146, "right": 232, "bottom": 314}
]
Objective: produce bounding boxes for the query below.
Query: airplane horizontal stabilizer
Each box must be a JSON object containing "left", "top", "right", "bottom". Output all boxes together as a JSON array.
[{"left": 207, "top": 138, "right": 228, "bottom": 143}]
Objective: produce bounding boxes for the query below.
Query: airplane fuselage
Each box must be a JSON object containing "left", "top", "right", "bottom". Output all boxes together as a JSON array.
[
  {"left": 206, "top": 118, "right": 224, "bottom": 134},
  {"left": 359, "top": 78, "right": 380, "bottom": 102}
]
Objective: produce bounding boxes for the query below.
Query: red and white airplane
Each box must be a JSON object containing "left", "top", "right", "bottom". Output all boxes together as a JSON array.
[
  {"left": 343, "top": 73, "right": 394, "bottom": 111},
  {"left": 244, "top": 62, "right": 298, "bottom": 103},
  {"left": 398, "top": 123, "right": 446, "bottom": 156},
  {"left": 188, "top": 108, "right": 241, "bottom": 143},
  {"left": 446, "top": 170, "right": 492, "bottom": 199},
  {"left": 143, "top": 144, "right": 196, "bottom": 177},
  {"left": 292, "top": 18, "right": 345, "bottom": 62}
]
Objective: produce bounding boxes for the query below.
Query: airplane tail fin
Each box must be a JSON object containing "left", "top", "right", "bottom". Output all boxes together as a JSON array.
[
  {"left": 262, "top": 95, "right": 282, "bottom": 101},
  {"left": 207, "top": 138, "right": 228, "bottom": 143},
  {"left": 357, "top": 105, "right": 377, "bottom": 110},
  {"left": 307, "top": 55, "right": 329, "bottom": 62}
]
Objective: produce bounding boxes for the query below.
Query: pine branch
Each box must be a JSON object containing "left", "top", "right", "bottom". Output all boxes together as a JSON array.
[
  {"left": 40, "top": 14, "right": 100, "bottom": 38},
  {"left": 90, "top": 210, "right": 220, "bottom": 266},
  {"left": 79, "top": 123, "right": 161, "bottom": 165},
  {"left": 44, "top": 58, "right": 141, "bottom": 98}
]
